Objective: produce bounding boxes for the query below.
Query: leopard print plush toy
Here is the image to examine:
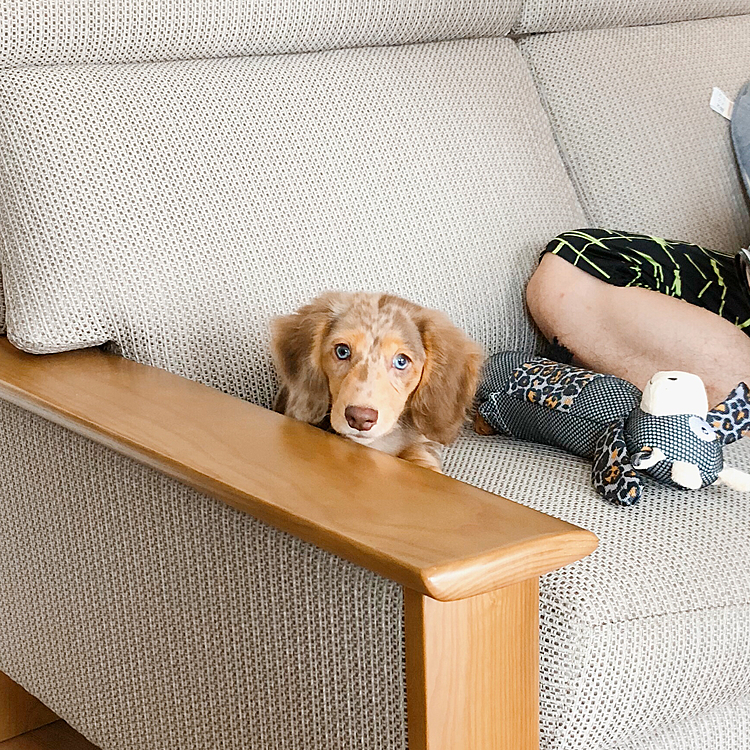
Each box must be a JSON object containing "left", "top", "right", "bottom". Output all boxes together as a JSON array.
[{"left": 475, "top": 352, "right": 750, "bottom": 506}]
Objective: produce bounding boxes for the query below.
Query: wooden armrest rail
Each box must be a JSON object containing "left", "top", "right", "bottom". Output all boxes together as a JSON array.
[{"left": 0, "top": 338, "right": 596, "bottom": 601}]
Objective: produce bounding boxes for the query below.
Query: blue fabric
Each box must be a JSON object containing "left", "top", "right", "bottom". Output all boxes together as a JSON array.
[{"left": 732, "top": 81, "right": 750, "bottom": 198}]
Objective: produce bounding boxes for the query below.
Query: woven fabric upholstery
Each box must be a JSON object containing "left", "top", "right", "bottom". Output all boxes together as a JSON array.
[
  {"left": 0, "top": 399, "right": 406, "bottom": 750},
  {"left": 513, "top": 0, "right": 750, "bottom": 34},
  {"left": 444, "top": 429, "right": 750, "bottom": 749},
  {"left": 0, "top": 0, "right": 517, "bottom": 66},
  {"left": 0, "top": 0, "right": 515, "bottom": 350},
  {"left": 0, "top": 38, "right": 584, "bottom": 404},
  {"left": 617, "top": 696, "right": 750, "bottom": 750},
  {"left": 519, "top": 15, "right": 750, "bottom": 253},
  {"left": 2, "top": 400, "right": 749, "bottom": 750}
]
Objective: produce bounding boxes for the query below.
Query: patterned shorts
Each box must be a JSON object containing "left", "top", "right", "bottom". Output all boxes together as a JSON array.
[{"left": 541, "top": 229, "right": 750, "bottom": 334}]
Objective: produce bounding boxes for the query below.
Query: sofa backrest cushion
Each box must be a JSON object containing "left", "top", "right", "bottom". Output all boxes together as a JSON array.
[
  {"left": 0, "top": 0, "right": 519, "bottom": 66},
  {"left": 514, "top": 0, "right": 750, "bottom": 34},
  {"left": 0, "top": 39, "right": 584, "bottom": 406},
  {"left": 0, "top": 0, "right": 521, "bottom": 338},
  {"left": 519, "top": 15, "right": 750, "bottom": 253}
]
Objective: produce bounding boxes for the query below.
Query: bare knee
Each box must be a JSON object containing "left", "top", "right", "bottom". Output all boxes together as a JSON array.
[
  {"left": 525, "top": 254, "right": 559, "bottom": 335},
  {"left": 526, "top": 253, "right": 603, "bottom": 348}
]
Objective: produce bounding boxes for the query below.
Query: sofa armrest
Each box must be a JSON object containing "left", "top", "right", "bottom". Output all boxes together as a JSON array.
[{"left": 0, "top": 338, "right": 596, "bottom": 601}]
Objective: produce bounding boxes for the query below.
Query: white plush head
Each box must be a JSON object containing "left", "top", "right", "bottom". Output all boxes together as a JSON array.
[{"left": 640, "top": 371, "right": 709, "bottom": 418}]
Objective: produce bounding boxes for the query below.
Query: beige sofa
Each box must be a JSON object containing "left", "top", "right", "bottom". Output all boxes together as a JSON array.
[{"left": 0, "top": 2, "right": 748, "bottom": 748}]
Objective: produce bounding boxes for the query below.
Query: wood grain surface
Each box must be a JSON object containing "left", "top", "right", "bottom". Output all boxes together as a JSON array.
[
  {"left": 405, "top": 579, "right": 539, "bottom": 749},
  {"left": 0, "top": 338, "right": 597, "bottom": 601},
  {"left": 0, "top": 720, "right": 97, "bottom": 750},
  {"left": 0, "top": 672, "right": 56, "bottom": 743}
]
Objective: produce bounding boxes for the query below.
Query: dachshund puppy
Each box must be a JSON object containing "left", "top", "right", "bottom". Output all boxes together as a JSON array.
[{"left": 271, "top": 291, "right": 483, "bottom": 471}]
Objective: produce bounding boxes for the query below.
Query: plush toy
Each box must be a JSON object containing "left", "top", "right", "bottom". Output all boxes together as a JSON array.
[{"left": 475, "top": 352, "right": 750, "bottom": 506}]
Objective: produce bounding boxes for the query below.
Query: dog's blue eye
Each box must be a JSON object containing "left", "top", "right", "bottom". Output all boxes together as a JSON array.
[
  {"left": 335, "top": 344, "right": 351, "bottom": 360},
  {"left": 393, "top": 354, "right": 410, "bottom": 370}
]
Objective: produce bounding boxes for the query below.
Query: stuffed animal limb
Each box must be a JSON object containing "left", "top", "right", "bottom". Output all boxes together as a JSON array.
[
  {"left": 716, "top": 467, "right": 750, "bottom": 492},
  {"left": 590, "top": 419, "right": 641, "bottom": 505},
  {"left": 631, "top": 447, "right": 667, "bottom": 470},
  {"left": 671, "top": 461, "right": 704, "bottom": 490}
]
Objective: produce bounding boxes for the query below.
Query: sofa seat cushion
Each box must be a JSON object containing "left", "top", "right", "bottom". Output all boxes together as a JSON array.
[
  {"left": 616, "top": 695, "right": 750, "bottom": 750},
  {"left": 519, "top": 15, "right": 750, "bottom": 253},
  {"left": 0, "top": 38, "right": 584, "bottom": 405},
  {"left": 444, "top": 429, "right": 750, "bottom": 749}
]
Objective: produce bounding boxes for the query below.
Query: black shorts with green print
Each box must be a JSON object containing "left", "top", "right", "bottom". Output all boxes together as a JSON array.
[{"left": 541, "top": 229, "right": 750, "bottom": 335}]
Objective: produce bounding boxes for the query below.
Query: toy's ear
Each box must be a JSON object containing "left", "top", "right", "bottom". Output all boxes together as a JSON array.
[
  {"left": 591, "top": 420, "right": 642, "bottom": 506},
  {"left": 707, "top": 382, "right": 750, "bottom": 445}
]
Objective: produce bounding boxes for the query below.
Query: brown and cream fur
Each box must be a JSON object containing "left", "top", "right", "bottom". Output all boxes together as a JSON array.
[{"left": 271, "top": 291, "right": 483, "bottom": 471}]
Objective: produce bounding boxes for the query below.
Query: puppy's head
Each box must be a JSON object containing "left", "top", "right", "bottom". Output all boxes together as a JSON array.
[{"left": 271, "top": 291, "right": 483, "bottom": 445}]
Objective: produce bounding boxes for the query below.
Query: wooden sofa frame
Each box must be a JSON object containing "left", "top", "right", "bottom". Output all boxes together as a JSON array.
[{"left": 0, "top": 338, "right": 597, "bottom": 749}]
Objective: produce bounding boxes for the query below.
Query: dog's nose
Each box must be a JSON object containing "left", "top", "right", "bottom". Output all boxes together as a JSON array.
[{"left": 345, "top": 406, "right": 378, "bottom": 432}]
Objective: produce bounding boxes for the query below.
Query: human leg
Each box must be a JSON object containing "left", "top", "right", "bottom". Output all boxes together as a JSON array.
[{"left": 526, "top": 252, "right": 750, "bottom": 408}]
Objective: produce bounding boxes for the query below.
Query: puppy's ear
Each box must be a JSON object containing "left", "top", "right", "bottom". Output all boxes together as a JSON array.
[
  {"left": 271, "top": 292, "right": 344, "bottom": 425},
  {"left": 410, "top": 309, "right": 484, "bottom": 444}
]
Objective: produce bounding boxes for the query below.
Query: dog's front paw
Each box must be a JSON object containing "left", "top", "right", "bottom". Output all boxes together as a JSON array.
[
  {"left": 473, "top": 411, "right": 497, "bottom": 436},
  {"left": 398, "top": 442, "right": 443, "bottom": 472}
]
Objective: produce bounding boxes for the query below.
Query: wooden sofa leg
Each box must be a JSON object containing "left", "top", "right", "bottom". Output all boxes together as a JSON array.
[
  {"left": 404, "top": 578, "right": 539, "bottom": 750},
  {"left": 0, "top": 670, "right": 57, "bottom": 742}
]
